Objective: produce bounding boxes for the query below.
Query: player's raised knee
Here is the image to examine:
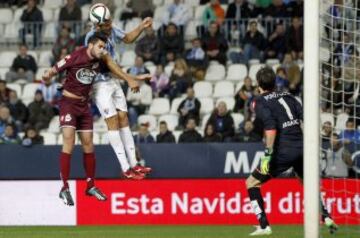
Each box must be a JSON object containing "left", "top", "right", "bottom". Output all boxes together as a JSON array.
[{"left": 246, "top": 175, "right": 261, "bottom": 189}]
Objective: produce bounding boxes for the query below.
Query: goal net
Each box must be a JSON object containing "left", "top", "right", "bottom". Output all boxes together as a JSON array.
[{"left": 318, "top": 0, "right": 360, "bottom": 237}]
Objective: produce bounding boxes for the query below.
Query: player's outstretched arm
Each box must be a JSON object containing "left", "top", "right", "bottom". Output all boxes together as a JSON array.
[
  {"left": 42, "top": 67, "right": 57, "bottom": 82},
  {"left": 122, "top": 17, "right": 153, "bottom": 44}
]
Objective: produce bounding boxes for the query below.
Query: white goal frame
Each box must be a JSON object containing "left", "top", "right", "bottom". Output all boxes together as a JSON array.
[{"left": 304, "top": 0, "right": 320, "bottom": 238}]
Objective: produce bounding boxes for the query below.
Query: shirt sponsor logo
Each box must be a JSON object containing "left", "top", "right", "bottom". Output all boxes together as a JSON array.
[
  {"left": 65, "top": 114, "right": 72, "bottom": 122},
  {"left": 76, "top": 68, "right": 97, "bottom": 85}
]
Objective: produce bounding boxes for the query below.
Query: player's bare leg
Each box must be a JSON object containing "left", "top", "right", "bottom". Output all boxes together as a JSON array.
[
  {"left": 105, "top": 114, "right": 144, "bottom": 180},
  {"left": 78, "top": 131, "right": 107, "bottom": 201},
  {"left": 58, "top": 127, "right": 76, "bottom": 206},
  {"left": 117, "top": 110, "right": 152, "bottom": 175},
  {"left": 246, "top": 175, "right": 272, "bottom": 236}
]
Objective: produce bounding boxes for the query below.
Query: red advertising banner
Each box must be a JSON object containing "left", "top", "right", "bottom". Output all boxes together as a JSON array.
[{"left": 76, "top": 179, "right": 360, "bottom": 225}]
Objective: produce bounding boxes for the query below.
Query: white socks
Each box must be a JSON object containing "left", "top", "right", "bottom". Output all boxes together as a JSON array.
[
  {"left": 119, "top": 126, "right": 138, "bottom": 167},
  {"left": 107, "top": 130, "right": 130, "bottom": 172}
]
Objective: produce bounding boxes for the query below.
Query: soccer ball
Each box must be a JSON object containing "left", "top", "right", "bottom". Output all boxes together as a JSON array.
[{"left": 89, "top": 3, "right": 111, "bottom": 25}]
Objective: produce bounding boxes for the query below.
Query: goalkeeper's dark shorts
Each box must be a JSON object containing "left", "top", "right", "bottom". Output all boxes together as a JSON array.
[{"left": 251, "top": 145, "right": 303, "bottom": 183}]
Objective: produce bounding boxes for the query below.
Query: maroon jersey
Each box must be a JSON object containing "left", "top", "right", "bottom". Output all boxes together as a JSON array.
[{"left": 54, "top": 47, "right": 100, "bottom": 99}]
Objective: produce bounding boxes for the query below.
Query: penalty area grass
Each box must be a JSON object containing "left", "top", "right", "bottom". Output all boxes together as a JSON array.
[{"left": 0, "top": 225, "right": 358, "bottom": 238}]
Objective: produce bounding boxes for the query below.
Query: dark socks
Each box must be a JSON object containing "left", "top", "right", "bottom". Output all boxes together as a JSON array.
[{"left": 248, "top": 187, "right": 269, "bottom": 229}]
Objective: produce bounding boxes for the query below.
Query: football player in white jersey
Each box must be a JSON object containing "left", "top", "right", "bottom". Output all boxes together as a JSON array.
[{"left": 85, "top": 4, "right": 152, "bottom": 179}]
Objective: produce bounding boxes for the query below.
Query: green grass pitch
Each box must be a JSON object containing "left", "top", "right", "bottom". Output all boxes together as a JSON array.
[{"left": 0, "top": 225, "right": 358, "bottom": 238}]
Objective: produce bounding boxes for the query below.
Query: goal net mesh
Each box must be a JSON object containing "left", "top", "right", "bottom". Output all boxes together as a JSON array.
[{"left": 319, "top": 0, "right": 360, "bottom": 236}]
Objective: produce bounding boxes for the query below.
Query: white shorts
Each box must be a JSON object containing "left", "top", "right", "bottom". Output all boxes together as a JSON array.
[{"left": 93, "top": 78, "right": 128, "bottom": 119}]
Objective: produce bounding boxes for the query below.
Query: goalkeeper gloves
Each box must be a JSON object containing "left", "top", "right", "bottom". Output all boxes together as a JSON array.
[{"left": 260, "top": 148, "right": 273, "bottom": 175}]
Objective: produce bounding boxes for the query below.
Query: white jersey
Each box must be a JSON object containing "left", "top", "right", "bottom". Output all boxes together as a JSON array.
[{"left": 84, "top": 23, "right": 126, "bottom": 83}]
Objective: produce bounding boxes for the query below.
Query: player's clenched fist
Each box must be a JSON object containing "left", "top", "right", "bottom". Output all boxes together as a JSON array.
[{"left": 141, "top": 17, "right": 153, "bottom": 29}]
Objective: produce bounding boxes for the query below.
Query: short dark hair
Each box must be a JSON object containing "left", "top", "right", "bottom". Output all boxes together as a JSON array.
[
  {"left": 88, "top": 32, "right": 108, "bottom": 45},
  {"left": 159, "top": 121, "right": 167, "bottom": 126},
  {"left": 256, "top": 67, "right": 276, "bottom": 91}
]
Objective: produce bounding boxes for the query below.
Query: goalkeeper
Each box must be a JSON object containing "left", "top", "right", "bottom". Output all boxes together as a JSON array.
[{"left": 246, "top": 67, "right": 337, "bottom": 236}]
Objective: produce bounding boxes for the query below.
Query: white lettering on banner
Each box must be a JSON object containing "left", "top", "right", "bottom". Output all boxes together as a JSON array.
[
  {"left": 279, "top": 192, "right": 302, "bottom": 214},
  {"left": 321, "top": 193, "right": 360, "bottom": 215},
  {"left": 111, "top": 193, "right": 164, "bottom": 215},
  {"left": 224, "top": 151, "right": 264, "bottom": 174}
]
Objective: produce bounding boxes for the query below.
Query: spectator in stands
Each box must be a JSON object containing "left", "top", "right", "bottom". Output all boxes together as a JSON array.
[
  {"left": 26, "top": 90, "right": 54, "bottom": 131},
  {"left": 20, "top": 0, "right": 43, "bottom": 49},
  {"left": 162, "top": 0, "right": 191, "bottom": 33},
  {"left": 201, "top": 21, "right": 228, "bottom": 65},
  {"left": 22, "top": 126, "right": 44, "bottom": 146},
  {"left": 286, "top": 16, "right": 304, "bottom": 60},
  {"left": 230, "top": 20, "right": 266, "bottom": 64},
  {"left": 178, "top": 118, "right": 203, "bottom": 143},
  {"left": 288, "top": 0, "right": 303, "bottom": 17},
  {"left": 234, "top": 120, "right": 262, "bottom": 142},
  {"left": 59, "top": 0, "right": 82, "bottom": 35},
  {"left": 265, "top": 0, "right": 290, "bottom": 18},
  {"left": 206, "top": 101, "right": 235, "bottom": 142},
  {"left": 323, "top": 133, "right": 353, "bottom": 178},
  {"left": 6, "top": 91, "right": 28, "bottom": 130},
  {"left": 127, "top": 82, "right": 153, "bottom": 129},
  {"left": 135, "top": 27, "right": 159, "bottom": 64},
  {"left": 156, "top": 121, "right": 176, "bottom": 143},
  {"left": 265, "top": 22, "right": 287, "bottom": 60},
  {"left": 185, "top": 38, "right": 208, "bottom": 81},
  {"left": 159, "top": 23, "right": 184, "bottom": 65},
  {"left": 321, "top": 121, "right": 333, "bottom": 143},
  {"left": 37, "top": 78, "right": 59, "bottom": 113},
  {"left": 0, "top": 124, "right": 20, "bottom": 144},
  {"left": 234, "top": 76, "right": 256, "bottom": 113},
  {"left": 6, "top": 44, "right": 37, "bottom": 83},
  {"left": 52, "top": 25, "right": 76, "bottom": 63},
  {"left": 0, "top": 80, "right": 12, "bottom": 104},
  {"left": 333, "top": 32, "right": 356, "bottom": 66},
  {"left": 120, "top": 0, "right": 154, "bottom": 21},
  {"left": 281, "top": 53, "right": 301, "bottom": 95},
  {"left": 0, "top": 105, "right": 14, "bottom": 136},
  {"left": 177, "top": 87, "right": 201, "bottom": 128},
  {"left": 203, "top": 123, "right": 222, "bottom": 142},
  {"left": 202, "top": 0, "right": 225, "bottom": 27},
  {"left": 275, "top": 67, "right": 289, "bottom": 91},
  {"left": 150, "top": 65, "right": 170, "bottom": 97},
  {"left": 134, "top": 123, "right": 155, "bottom": 144},
  {"left": 339, "top": 119, "right": 360, "bottom": 145},
  {"left": 169, "top": 58, "right": 192, "bottom": 99},
  {"left": 127, "top": 56, "right": 150, "bottom": 76}
]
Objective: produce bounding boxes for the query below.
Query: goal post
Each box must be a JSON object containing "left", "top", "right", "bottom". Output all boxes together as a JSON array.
[{"left": 304, "top": 0, "right": 320, "bottom": 237}]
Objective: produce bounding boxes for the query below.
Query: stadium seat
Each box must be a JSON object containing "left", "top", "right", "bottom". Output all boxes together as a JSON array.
[
  {"left": 100, "top": 133, "right": 109, "bottom": 144},
  {"left": 185, "top": 20, "right": 197, "bottom": 40},
  {"left": 58, "top": 133, "right": 80, "bottom": 145},
  {"left": 193, "top": 81, "right": 213, "bottom": 98},
  {"left": 164, "top": 64, "right": 174, "bottom": 76},
  {"left": 0, "top": 24, "right": 4, "bottom": 39},
  {"left": 163, "top": 0, "right": 174, "bottom": 5},
  {"left": 272, "top": 64, "right": 281, "bottom": 73},
  {"left": 170, "top": 96, "right": 186, "bottom": 114},
  {"left": 81, "top": 4, "right": 91, "bottom": 21},
  {"left": 22, "top": 83, "right": 39, "bottom": 102},
  {"left": 147, "top": 65, "right": 156, "bottom": 75},
  {"left": 153, "top": 0, "right": 164, "bottom": 7},
  {"left": 0, "top": 9, "right": 13, "bottom": 24},
  {"left": 158, "top": 114, "right": 179, "bottom": 131},
  {"left": 41, "top": 132, "right": 57, "bottom": 145},
  {"left": 194, "top": 5, "right": 206, "bottom": 21},
  {"left": 120, "top": 51, "right": 136, "bottom": 67},
  {"left": 154, "top": 6, "right": 167, "bottom": 22},
  {"left": 199, "top": 97, "right": 214, "bottom": 114},
  {"left": 248, "top": 59, "right": 260, "bottom": 66},
  {"left": 231, "top": 113, "right": 245, "bottom": 128},
  {"left": 213, "top": 81, "right": 234, "bottom": 98},
  {"left": 173, "top": 130, "right": 182, "bottom": 142},
  {"left": 93, "top": 119, "right": 108, "bottom": 133},
  {"left": 149, "top": 98, "right": 170, "bottom": 116},
  {"left": 216, "top": 97, "right": 235, "bottom": 111},
  {"left": 43, "top": 22, "right": 57, "bottom": 40},
  {"left": 6, "top": 83, "right": 22, "bottom": 97},
  {"left": 335, "top": 112, "right": 349, "bottom": 131},
  {"left": 320, "top": 112, "right": 335, "bottom": 126},
  {"left": 4, "top": 22, "right": 20, "bottom": 40},
  {"left": 125, "top": 18, "right": 142, "bottom": 32},
  {"left": 13, "top": 8, "right": 23, "bottom": 22},
  {"left": 54, "top": 8, "right": 60, "bottom": 21},
  {"left": 114, "top": 0, "right": 124, "bottom": 7},
  {"left": 266, "top": 59, "right": 280, "bottom": 67},
  {"left": 40, "top": 8, "right": 54, "bottom": 22},
  {"left": 0, "top": 68, "right": 8, "bottom": 79},
  {"left": 184, "top": 0, "right": 200, "bottom": 7},
  {"left": 226, "top": 64, "right": 247, "bottom": 81},
  {"left": 0, "top": 51, "right": 17, "bottom": 67},
  {"left": 235, "top": 81, "right": 244, "bottom": 92},
  {"left": 205, "top": 64, "right": 226, "bottom": 81},
  {"left": 320, "top": 47, "right": 330, "bottom": 62},
  {"left": 138, "top": 114, "right": 157, "bottom": 131},
  {"left": 201, "top": 113, "right": 211, "bottom": 131},
  {"left": 47, "top": 116, "right": 60, "bottom": 134},
  {"left": 249, "top": 63, "right": 265, "bottom": 83},
  {"left": 38, "top": 51, "right": 53, "bottom": 67},
  {"left": 27, "top": 50, "right": 38, "bottom": 63},
  {"left": 93, "top": 133, "right": 101, "bottom": 145},
  {"left": 43, "top": 0, "right": 64, "bottom": 9}
]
